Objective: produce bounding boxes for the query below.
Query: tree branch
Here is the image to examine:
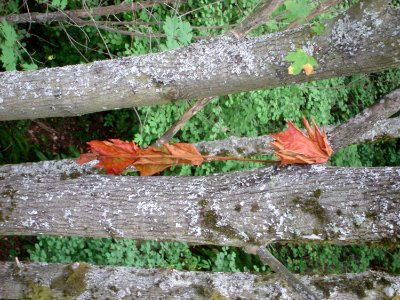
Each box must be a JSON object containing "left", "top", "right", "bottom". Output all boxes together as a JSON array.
[
  {"left": 0, "top": 163, "right": 399, "bottom": 246},
  {"left": 330, "top": 88, "right": 400, "bottom": 150},
  {"left": 2, "top": 262, "right": 399, "bottom": 299},
  {"left": 256, "top": 246, "right": 319, "bottom": 300},
  {"left": 0, "top": 0, "right": 398, "bottom": 121},
  {"left": 0, "top": 0, "right": 179, "bottom": 24}
]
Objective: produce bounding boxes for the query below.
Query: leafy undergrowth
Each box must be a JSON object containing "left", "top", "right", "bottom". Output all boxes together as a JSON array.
[{"left": 16, "top": 237, "right": 399, "bottom": 275}]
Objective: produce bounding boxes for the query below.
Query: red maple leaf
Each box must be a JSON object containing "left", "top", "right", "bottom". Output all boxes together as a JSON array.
[
  {"left": 270, "top": 116, "right": 333, "bottom": 164},
  {"left": 77, "top": 140, "right": 204, "bottom": 176}
]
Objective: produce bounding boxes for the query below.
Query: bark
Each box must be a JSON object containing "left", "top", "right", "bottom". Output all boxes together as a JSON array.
[
  {"left": 1, "top": 262, "right": 399, "bottom": 299},
  {"left": 331, "top": 89, "right": 400, "bottom": 150},
  {"left": 0, "top": 0, "right": 399, "bottom": 121},
  {"left": 0, "top": 160, "right": 399, "bottom": 246}
]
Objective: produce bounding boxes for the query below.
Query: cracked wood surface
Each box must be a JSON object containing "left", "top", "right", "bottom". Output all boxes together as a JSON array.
[
  {"left": 0, "top": 0, "right": 398, "bottom": 120},
  {"left": 1, "top": 262, "right": 399, "bottom": 299},
  {"left": 0, "top": 162, "right": 399, "bottom": 246}
]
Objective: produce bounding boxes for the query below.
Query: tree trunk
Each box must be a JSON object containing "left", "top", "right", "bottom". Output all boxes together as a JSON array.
[
  {"left": 1, "top": 160, "right": 399, "bottom": 246},
  {"left": 1, "top": 262, "right": 399, "bottom": 299},
  {"left": 0, "top": 0, "right": 398, "bottom": 120}
]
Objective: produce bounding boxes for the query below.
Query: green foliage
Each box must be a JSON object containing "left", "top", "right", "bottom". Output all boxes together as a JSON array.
[
  {"left": 284, "top": 0, "right": 312, "bottom": 24},
  {"left": 29, "top": 236, "right": 210, "bottom": 270},
  {"left": 0, "top": 21, "right": 18, "bottom": 70},
  {"left": 161, "top": 16, "right": 193, "bottom": 50},
  {"left": 51, "top": 0, "right": 68, "bottom": 10}
]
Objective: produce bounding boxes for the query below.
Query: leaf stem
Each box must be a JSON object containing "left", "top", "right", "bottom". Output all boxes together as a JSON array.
[{"left": 203, "top": 155, "right": 278, "bottom": 163}]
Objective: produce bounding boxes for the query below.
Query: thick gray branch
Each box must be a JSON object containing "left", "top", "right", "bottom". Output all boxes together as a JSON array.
[
  {"left": 1, "top": 262, "right": 399, "bottom": 299},
  {"left": 0, "top": 0, "right": 398, "bottom": 120},
  {"left": 196, "top": 116, "right": 400, "bottom": 157},
  {"left": 331, "top": 89, "right": 400, "bottom": 150},
  {"left": 0, "top": 162, "right": 399, "bottom": 246}
]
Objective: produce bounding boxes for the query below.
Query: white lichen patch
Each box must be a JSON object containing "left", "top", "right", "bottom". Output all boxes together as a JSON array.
[{"left": 136, "top": 200, "right": 165, "bottom": 216}]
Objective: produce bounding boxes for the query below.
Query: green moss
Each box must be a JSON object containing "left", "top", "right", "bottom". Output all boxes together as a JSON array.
[
  {"left": 313, "top": 280, "right": 331, "bottom": 298},
  {"left": 236, "top": 147, "right": 245, "bottom": 154},
  {"left": 60, "top": 171, "right": 83, "bottom": 180},
  {"left": 200, "top": 209, "right": 239, "bottom": 240},
  {"left": 251, "top": 202, "right": 260, "bottom": 212},
  {"left": 313, "top": 189, "right": 322, "bottom": 198},
  {"left": 312, "top": 228, "right": 321, "bottom": 235},
  {"left": 1, "top": 185, "right": 17, "bottom": 199},
  {"left": 0, "top": 198, "right": 16, "bottom": 222},
  {"left": 24, "top": 282, "right": 60, "bottom": 300},
  {"left": 292, "top": 192, "right": 327, "bottom": 224},
  {"left": 50, "top": 262, "right": 89, "bottom": 297},
  {"left": 234, "top": 203, "right": 242, "bottom": 212},
  {"left": 198, "top": 198, "right": 209, "bottom": 208},
  {"left": 191, "top": 285, "right": 227, "bottom": 299}
]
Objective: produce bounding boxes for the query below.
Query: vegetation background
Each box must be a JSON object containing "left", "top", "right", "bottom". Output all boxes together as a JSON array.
[{"left": 0, "top": 0, "right": 399, "bottom": 275}]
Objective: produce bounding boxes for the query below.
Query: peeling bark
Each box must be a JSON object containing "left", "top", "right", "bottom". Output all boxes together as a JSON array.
[
  {"left": 0, "top": 162, "right": 399, "bottom": 246},
  {"left": 0, "top": 0, "right": 398, "bottom": 120},
  {"left": 1, "top": 262, "right": 399, "bottom": 299}
]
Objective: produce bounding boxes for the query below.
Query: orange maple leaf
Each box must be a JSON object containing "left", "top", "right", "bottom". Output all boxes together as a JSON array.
[
  {"left": 77, "top": 140, "right": 204, "bottom": 176},
  {"left": 134, "top": 143, "right": 204, "bottom": 176},
  {"left": 270, "top": 116, "right": 333, "bottom": 164},
  {"left": 76, "top": 139, "right": 140, "bottom": 175}
]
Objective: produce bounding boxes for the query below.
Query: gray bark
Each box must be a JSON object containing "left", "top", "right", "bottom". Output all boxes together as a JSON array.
[
  {"left": 0, "top": 161, "right": 399, "bottom": 246},
  {"left": 1, "top": 262, "right": 399, "bottom": 299},
  {"left": 331, "top": 89, "right": 400, "bottom": 150},
  {"left": 195, "top": 116, "right": 400, "bottom": 157},
  {"left": 0, "top": 0, "right": 398, "bottom": 120}
]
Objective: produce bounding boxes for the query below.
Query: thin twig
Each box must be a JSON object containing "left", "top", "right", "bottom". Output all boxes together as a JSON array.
[
  {"left": 155, "top": 97, "right": 214, "bottom": 146},
  {"left": 286, "top": 0, "right": 343, "bottom": 29},
  {"left": 0, "top": 0, "right": 181, "bottom": 24},
  {"left": 244, "top": 245, "right": 319, "bottom": 300},
  {"left": 228, "top": 0, "right": 285, "bottom": 38}
]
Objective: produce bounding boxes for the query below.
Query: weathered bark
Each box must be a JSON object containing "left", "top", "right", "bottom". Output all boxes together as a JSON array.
[
  {"left": 0, "top": 0, "right": 398, "bottom": 120},
  {"left": 1, "top": 262, "right": 399, "bottom": 299},
  {"left": 0, "top": 161, "right": 399, "bottom": 246},
  {"left": 331, "top": 89, "right": 400, "bottom": 150}
]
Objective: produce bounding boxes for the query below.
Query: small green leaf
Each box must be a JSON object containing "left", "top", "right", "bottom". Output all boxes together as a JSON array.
[
  {"left": 0, "top": 21, "right": 18, "bottom": 47},
  {"left": 163, "top": 16, "right": 180, "bottom": 38},
  {"left": 0, "top": 45, "right": 17, "bottom": 70},
  {"left": 177, "top": 21, "right": 193, "bottom": 44},
  {"left": 52, "top": 0, "right": 68, "bottom": 10},
  {"left": 285, "top": 48, "right": 317, "bottom": 75}
]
